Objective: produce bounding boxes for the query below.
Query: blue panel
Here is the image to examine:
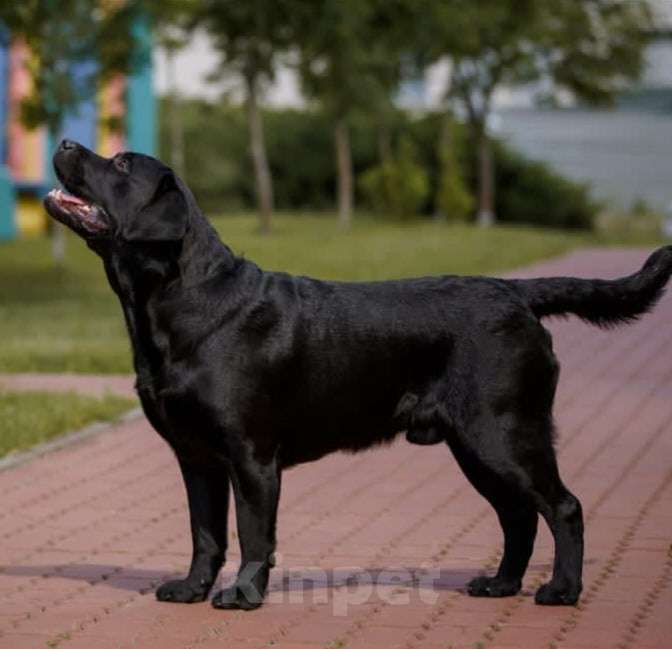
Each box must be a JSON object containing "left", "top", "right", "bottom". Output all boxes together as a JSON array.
[
  {"left": 59, "top": 59, "right": 98, "bottom": 152},
  {"left": 44, "top": 128, "right": 55, "bottom": 187},
  {"left": 0, "top": 163, "right": 17, "bottom": 240},
  {"left": 0, "top": 25, "right": 15, "bottom": 238},
  {"left": 127, "top": 13, "right": 156, "bottom": 155}
]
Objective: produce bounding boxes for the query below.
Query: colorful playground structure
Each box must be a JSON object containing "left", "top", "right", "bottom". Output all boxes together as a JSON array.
[{"left": 0, "top": 18, "right": 156, "bottom": 240}]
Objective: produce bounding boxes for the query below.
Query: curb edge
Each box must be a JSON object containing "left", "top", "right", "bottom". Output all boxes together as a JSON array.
[{"left": 0, "top": 407, "right": 144, "bottom": 474}]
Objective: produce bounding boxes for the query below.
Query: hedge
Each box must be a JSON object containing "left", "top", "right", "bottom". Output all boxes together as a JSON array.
[{"left": 159, "top": 98, "right": 598, "bottom": 229}]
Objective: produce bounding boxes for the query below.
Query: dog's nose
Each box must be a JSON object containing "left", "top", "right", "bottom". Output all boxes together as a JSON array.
[{"left": 59, "top": 139, "right": 78, "bottom": 152}]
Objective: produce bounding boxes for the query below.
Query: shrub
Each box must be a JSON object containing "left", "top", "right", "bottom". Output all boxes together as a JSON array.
[
  {"left": 435, "top": 134, "right": 474, "bottom": 222},
  {"left": 359, "top": 136, "right": 429, "bottom": 219},
  {"left": 594, "top": 196, "right": 662, "bottom": 241},
  {"left": 491, "top": 142, "right": 599, "bottom": 229},
  {"left": 164, "top": 101, "right": 252, "bottom": 213},
  {"left": 159, "top": 98, "right": 599, "bottom": 230}
]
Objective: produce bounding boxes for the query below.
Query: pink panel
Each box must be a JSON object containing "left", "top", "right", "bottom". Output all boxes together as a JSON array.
[{"left": 7, "top": 39, "right": 45, "bottom": 183}]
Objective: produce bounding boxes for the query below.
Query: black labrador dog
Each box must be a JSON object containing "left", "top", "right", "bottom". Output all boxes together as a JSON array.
[{"left": 45, "top": 140, "right": 672, "bottom": 610}]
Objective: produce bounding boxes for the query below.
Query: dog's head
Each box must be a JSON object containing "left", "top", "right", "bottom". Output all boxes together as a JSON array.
[{"left": 44, "top": 140, "right": 189, "bottom": 250}]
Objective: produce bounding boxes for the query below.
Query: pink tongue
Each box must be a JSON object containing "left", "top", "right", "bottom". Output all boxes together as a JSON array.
[{"left": 61, "top": 193, "right": 86, "bottom": 205}]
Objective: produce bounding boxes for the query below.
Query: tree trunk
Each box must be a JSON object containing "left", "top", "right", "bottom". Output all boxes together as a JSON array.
[
  {"left": 476, "top": 128, "right": 495, "bottom": 227},
  {"left": 48, "top": 126, "right": 66, "bottom": 264},
  {"left": 377, "top": 124, "right": 392, "bottom": 164},
  {"left": 435, "top": 113, "right": 453, "bottom": 221},
  {"left": 334, "top": 117, "right": 353, "bottom": 227},
  {"left": 244, "top": 74, "right": 273, "bottom": 236},
  {"left": 166, "top": 47, "right": 184, "bottom": 176},
  {"left": 51, "top": 222, "right": 66, "bottom": 265}
]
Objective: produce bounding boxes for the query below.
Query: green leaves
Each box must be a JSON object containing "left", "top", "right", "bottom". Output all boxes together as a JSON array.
[
  {"left": 359, "top": 135, "right": 430, "bottom": 219},
  {"left": 189, "top": 0, "right": 295, "bottom": 83},
  {"left": 0, "top": 0, "right": 193, "bottom": 135},
  {"left": 426, "top": 0, "right": 652, "bottom": 118},
  {"left": 421, "top": 0, "right": 652, "bottom": 221},
  {"left": 293, "top": 0, "right": 417, "bottom": 120},
  {"left": 1, "top": 0, "right": 144, "bottom": 135},
  {"left": 542, "top": 0, "right": 653, "bottom": 106}
]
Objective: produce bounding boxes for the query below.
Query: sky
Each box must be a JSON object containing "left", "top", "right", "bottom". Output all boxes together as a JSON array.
[{"left": 153, "top": 30, "right": 304, "bottom": 106}]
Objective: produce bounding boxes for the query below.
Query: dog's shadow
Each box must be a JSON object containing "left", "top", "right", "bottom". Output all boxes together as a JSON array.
[{"left": 0, "top": 562, "right": 554, "bottom": 597}]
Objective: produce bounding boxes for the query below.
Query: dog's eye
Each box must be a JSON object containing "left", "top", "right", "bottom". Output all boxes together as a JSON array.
[{"left": 114, "top": 156, "right": 130, "bottom": 174}]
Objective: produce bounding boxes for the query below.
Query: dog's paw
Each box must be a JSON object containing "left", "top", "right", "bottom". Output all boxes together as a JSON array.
[
  {"left": 534, "top": 581, "right": 580, "bottom": 606},
  {"left": 156, "top": 578, "right": 209, "bottom": 603},
  {"left": 211, "top": 584, "right": 263, "bottom": 611},
  {"left": 467, "top": 575, "right": 521, "bottom": 598}
]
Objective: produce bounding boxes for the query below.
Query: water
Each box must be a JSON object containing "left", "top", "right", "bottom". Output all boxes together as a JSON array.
[{"left": 497, "top": 108, "right": 672, "bottom": 212}]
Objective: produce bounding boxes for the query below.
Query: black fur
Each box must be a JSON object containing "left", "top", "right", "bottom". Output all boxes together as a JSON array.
[
  {"left": 44, "top": 140, "right": 672, "bottom": 610},
  {"left": 513, "top": 245, "right": 672, "bottom": 328}
]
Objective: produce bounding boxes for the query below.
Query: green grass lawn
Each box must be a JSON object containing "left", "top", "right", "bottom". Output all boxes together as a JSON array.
[
  {"left": 0, "top": 390, "right": 136, "bottom": 459},
  {"left": 0, "top": 213, "right": 661, "bottom": 374}
]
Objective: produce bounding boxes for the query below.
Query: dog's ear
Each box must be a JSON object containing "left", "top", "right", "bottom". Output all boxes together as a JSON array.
[{"left": 122, "top": 174, "right": 188, "bottom": 242}]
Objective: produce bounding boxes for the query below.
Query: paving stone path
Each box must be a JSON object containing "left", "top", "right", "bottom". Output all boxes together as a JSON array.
[{"left": 0, "top": 248, "right": 670, "bottom": 649}]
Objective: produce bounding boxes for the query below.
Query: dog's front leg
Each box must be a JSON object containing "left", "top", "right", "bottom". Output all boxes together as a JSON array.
[
  {"left": 156, "top": 460, "right": 230, "bottom": 603},
  {"left": 212, "top": 453, "right": 280, "bottom": 611}
]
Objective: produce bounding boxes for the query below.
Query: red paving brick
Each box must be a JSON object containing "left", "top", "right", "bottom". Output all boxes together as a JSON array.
[{"left": 1, "top": 247, "right": 671, "bottom": 649}]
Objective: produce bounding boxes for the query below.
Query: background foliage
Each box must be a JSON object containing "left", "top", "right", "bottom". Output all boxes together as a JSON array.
[{"left": 160, "top": 99, "right": 599, "bottom": 229}]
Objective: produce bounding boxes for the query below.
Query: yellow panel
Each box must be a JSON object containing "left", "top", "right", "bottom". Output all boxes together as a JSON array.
[
  {"left": 16, "top": 195, "right": 47, "bottom": 237},
  {"left": 98, "top": 74, "right": 126, "bottom": 157}
]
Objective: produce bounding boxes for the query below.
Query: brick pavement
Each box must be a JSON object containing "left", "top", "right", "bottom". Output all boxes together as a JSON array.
[{"left": 0, "top": 248, "right": 671, "bottom": 649}]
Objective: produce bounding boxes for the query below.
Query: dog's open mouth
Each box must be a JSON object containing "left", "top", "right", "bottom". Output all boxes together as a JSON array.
[{"left": 45, "top": 188, "right": 108, "bottom": 235}]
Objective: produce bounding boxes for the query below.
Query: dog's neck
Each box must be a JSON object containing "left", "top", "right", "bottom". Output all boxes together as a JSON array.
[
  {"left": 173, "top": 179, "right": 240, "bottom": 286},
  {"left": 102, "top": 209, "right": 244, "bottom": 391},
  {"left": 178, "top": 211, "right": 239, "bottom": 286}
]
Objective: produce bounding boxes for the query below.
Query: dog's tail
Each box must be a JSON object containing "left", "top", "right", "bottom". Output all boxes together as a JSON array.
[{"left": 513, "top": 246, "right": 672, "bottom": 328}]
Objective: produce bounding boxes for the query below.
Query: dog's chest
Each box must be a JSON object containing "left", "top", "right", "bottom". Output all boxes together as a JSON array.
[{"left": 136, "top": 371, "right": 230, "bottom": 460}]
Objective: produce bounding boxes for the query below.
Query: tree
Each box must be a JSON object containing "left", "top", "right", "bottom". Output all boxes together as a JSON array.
[
  {"left": 189, "top": 1, "right": 294, "bottom": 236},
  {"left": 1, "top": 1, "right": 188, "bottom": 258},
  {"left": 0, "top": 0, "right": 154, "bottom": 260},
  {"left": 0, "top": 1, "right": 181, "bottom": 150},
  {"left": 293, "top": 0, "right": 414, "bottom": 227},
  {"left": 428, "top": 0, "right": 653, "bottom": 225},
  {"left": 359, "top": 135, "right": 429, "bottom": 219},
  {"left": 436, "top": 116, "right": 473, "bottom": 222},
  {"left": 158, "top": 26, "right": 188, "bottom": 176}
]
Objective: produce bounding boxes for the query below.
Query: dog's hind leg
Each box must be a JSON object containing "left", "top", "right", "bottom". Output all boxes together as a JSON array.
[
  {"left": 534, "top": 484, "right": 584, "bottom": 605},
  {"left": 156, "top": 460, "right": 230, "bottom": 603},
  {"left": 448, "top": 430, "right": 539, "bottom": 598},
  {"left": 451, "top": 412, "right": 583, "bottom": 605},
  {"left": 211, "top": 450, "right": 280, "bottom": 611},
  {"left": 451, "top": 321, "right": 583, "bottom": 604}
]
